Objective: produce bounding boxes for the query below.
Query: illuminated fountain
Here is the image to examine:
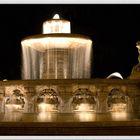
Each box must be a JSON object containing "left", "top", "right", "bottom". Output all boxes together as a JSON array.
[
  {"left": 0, "top": 13, "right": 136, "bottom": 124},
  {"left": 20, "top": 14, "right": 93, "bottom": 113},
  {"left": 0, "top": 13, "right": 138, "bottom": 135},
  {"left": 21, "top": 14, "right": 92, "bottom": 79},
  {"left": 20, "top": 14, "right": 131, "bottom": 117}
]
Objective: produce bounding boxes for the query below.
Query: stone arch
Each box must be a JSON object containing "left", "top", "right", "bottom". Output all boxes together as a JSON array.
[
  {"left": 107, "top": 88, "right": 128, "bottom": 112},
  {"left": 35, "top": 88, "right": 62, "bottom": 112},
  {"left": 5, "top": 86, "right": 27, "bottom": 112},
  {"left": 70, "top": 88, "right": 96, "bottom": 112}
]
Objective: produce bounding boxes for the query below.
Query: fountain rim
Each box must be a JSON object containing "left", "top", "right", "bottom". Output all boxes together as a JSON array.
[
  {"left": 21, "top": 33, "right": 92, "bottom": 42},
  {"left": 44, "top": 19, "right": 70, "bottom": 22}
]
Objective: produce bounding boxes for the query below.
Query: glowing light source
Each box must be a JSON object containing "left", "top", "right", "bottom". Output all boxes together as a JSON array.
[
  {"left": 38, "top": 103, "right": 58, "bottom": 112},
  {"left": 42, "top": 14, "right": 70, "bottom": 34},
  {"left": 111, "top": 112, "right": 127, "bottom": 120},
  {"left": 53, "top": 14, "right": 60, "bottom": 19},
  {"left": 74, "top": 103, "right": 94, "bottom": 112},
  {"left": 109, "top": 103, "right": 127, "bottom": 112},
  {"left": 37, "top": 112, "right": 54, "bottom": 122},
  {"left": 75, "top": 112, "right": 95, "bottom": 122},
  {"left": 21, "top": 37, "right": 92, "bottom": 52},
  {"left": 21, "top": 13, "right": 92, "bottom": 80},
  {"left": 5, "top": 104, "right": 23, "bottom": 111}
]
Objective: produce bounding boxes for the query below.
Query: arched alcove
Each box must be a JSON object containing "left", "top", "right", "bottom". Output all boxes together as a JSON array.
[
  {"left": 5, "top": 88, "right": 26, "bottom": 112},
  {"left": 36, "top": 88, "right": 61, "bottom": 112},
  {"left": 71, "top": 88, "right": 96, "bottom": 112},
  {"left": 107, "top": 88, "right": 128, "bottom": 112}
]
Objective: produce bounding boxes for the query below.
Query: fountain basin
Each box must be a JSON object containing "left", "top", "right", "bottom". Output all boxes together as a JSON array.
[{"left": 21, "top": 34, "right": 92, "bottom": 52}]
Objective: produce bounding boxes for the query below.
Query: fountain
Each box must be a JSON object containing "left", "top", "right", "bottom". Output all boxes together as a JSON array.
[
  {"left": 20, "top": 14, "right": 94, "bottom": 113},
  {"left": 21, "top": 14, "right": 92, "bottom": 80},
  {"left": 0, "top": 14, "right": 140, "bottom": 135},
  {"left": 2, "top": 14, "right": 135, "bottom": 115}
]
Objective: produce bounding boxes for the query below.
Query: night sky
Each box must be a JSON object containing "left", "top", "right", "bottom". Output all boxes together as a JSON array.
[{"left": 0, "top": 4, "right": 139, "bottom": 80}]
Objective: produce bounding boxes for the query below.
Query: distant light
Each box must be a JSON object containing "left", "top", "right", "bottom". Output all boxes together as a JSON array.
[{"left": 53, "top": 14, "right": 60, "bottom": 19}]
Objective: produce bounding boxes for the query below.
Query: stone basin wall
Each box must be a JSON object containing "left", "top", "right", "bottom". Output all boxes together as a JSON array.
[{"left": 0, "top": 79, "right": 139, "bottom": 113}]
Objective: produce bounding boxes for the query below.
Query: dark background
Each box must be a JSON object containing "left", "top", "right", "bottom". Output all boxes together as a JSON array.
[{"left": 0, "top": 4, "right": 139, "bottom": 80}]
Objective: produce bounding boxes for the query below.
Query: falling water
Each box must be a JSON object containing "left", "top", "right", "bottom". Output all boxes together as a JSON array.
[
  {"left": 22, "top": 45, "right": 42, "bottom": 79},
  {"left": 21, "top": 14, "right": 92, "bottom": 80},
  {"left": 22, "top": 41, "right": 92, "bottom": 79}
]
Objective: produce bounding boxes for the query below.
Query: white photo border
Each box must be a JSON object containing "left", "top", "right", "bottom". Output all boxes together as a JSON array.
[
  {"left": 0, "top": 0, "right": 140, "bottom": 4},
  {"left": 0, "top": 1, "right": 140, "bottom": 140}
]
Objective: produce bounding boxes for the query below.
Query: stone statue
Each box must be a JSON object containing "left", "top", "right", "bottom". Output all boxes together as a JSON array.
[
  {"left": 137, "top": 42, "right": 140, "bottom": 63},
  {"left": 129, "top": 41, "right": 140, "bottom": 79}
]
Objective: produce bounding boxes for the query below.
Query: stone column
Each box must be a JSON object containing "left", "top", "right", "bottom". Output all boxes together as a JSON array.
[
  {"left": 96, "top": 85, "right": 108, "bottom": 113},
  {"left": 0, "top": 87, "right": 5, "bottom": 113},
  {"left": 24, "top": 86, "right": 35, "bottom": 113},
  {"left": 127, "top": 85, "right": 140, "bottom": 113}
]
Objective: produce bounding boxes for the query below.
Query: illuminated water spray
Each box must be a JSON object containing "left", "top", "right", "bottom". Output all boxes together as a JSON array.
[{"left": 21, "top": 14, "right": 92, "bottom": 79}]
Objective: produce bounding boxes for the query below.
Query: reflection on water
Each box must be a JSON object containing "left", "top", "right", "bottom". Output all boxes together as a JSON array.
[
  {"left": 5, "top": 104, "right": 23, "bottom": 112},
  {"left": 75, "top": 112, "right": 96, "bottom": 122},
  {"left": 0, "top": 112, "right": 140, "bottom": 122},
  {"left": 111, "top": 112, "right": 128, "bottom": 120},
  {"left": 74, "top": 103, "right": 95, "bottom": 112},
  {"left": 37, "top": 112, "right": 56, "bottom": 122},
  {"left": 110, "top": 103, "right": 127, "bottom": 112},
  {"left": 38, "top": 103, "right": 58, "bottom": 112},
  {"left": 3, "top": 112, "right": 23, "bottom": 122}
]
